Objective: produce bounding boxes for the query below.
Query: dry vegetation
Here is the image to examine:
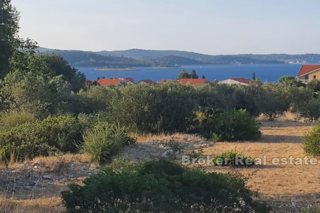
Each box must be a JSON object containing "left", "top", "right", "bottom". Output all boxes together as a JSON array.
[
  {"left": 0, "top": 197, "right": 63, "bottom": 213},
  {"left": 0, "top": 119, "right": 319, "bottom": 212},
  {"left": 0, "top": 154, "right": 95, "bottom": 213},
  {"left": 203, "top": 121, "right": 320, "bottom": 212}
]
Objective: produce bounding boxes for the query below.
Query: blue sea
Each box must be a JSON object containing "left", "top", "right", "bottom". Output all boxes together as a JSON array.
[{"left": 78, "top": 64, "right": 301, "bottom": 83}]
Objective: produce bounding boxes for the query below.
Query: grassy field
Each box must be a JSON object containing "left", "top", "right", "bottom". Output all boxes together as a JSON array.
[
  {"left": 203, "top": 121, "right": 320, "bottom": 212},
  {"left": 0, "top": 120, "right": 319, "bottom": 212}
]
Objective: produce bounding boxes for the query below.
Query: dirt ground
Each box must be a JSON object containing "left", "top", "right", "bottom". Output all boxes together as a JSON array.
[{"left": 0, "top": 120, "right": 318, "bottom": 212}]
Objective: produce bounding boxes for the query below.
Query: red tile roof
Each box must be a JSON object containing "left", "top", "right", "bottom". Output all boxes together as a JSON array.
[
  {"left": 229, "top": 77, "right": 252, "bottom": 85},
  {"left": 96, "top": 78, "right": 120, "bottom": 86},
  {"left": 96, "top": 77, "right": 135, "bottom": 86},
  {"left": 297, "top": 65, "right": 320, "bottom": 77},
  {"left": 177, "top": 78, "right": 209, "bottom": 86}
]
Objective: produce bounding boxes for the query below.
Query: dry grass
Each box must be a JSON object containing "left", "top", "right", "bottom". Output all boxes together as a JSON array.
[
  {"left": 202, "top": 121, "right": 320, "bottom": 211},
  {"left": 0, "top": 197, "right": 64, "bottom": 213},
  {"left": 27, "top": 154, "right": 92, "bottom": 171},
  {"left": 204, "top": 144, "right": 320, "bottom": 197},
  {"left": 136, "top": 133, "right": 205, "bottom": 143},
  {"left": 5, "top": 154, "right": 92, "bottom": 171}
]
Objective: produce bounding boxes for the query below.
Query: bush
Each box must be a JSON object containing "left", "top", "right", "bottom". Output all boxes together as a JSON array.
[
  {"left": 0, "top": 115, "right": 87, "bottom": 163},
  {"left": 0, "top": 111, "right": 36, "bottom": 131},
  {"left": 83, "top": 122, "right": 135, "bottom": 163},
  {"left": 0, "top": 69, "right": 76, "bottom": 117},
  {"left": 106, "top": 83, "right": 198, "bottom": 133},
  {"left": 77, "top": 86, "right": 110, "bottom": 114},
  {"left": 253, "top": 85, "right": 289, "bottom": 120},
  {"left": 0, "top": 121, "right": 57, "bottom": 163},
  {"left": 41, "top": 115, "right": 85, "bottom": 152},
  {"left": 304, "top": 124, "right": 320, "bottom": 156},
  {"left": 213, "top": 152, "right": 255, "bottom": 167},
  {"left": 300, "top": 98, "right": 320, "bottom": 121},
  {"left": 61, "top": 160, "right": 269, "bottom": 212},
  {"left": 193, "top": 108, "right": 261, "bottom": 141}
]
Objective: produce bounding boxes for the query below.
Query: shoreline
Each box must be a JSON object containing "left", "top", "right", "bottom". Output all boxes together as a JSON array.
[{"left": 94, "top": 66, "right": 178, "bottom": 71}]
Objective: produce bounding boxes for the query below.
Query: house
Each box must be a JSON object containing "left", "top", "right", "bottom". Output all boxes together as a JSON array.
[
  {"left": 296, "top": 65, "right": 320, "bottom": 83},
  {"left": 138, "top": 80, "right": 156, "bottom": 85},
  {"left": 176, "top": 78, "right": 209, "bottom": 86},
  {"left": 219, "top": 77, "right": 253, "bottom": 86},
  {"left": 96, "top": 78, "right": 134, "bottom": 87},
  {"left": 158, "top": 79, "right": 174, "bottom": 84}
]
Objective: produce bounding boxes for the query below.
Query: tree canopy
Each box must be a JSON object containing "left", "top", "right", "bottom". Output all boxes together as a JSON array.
[
  {"left": 0, "top": 0, "right": 20, "bottom": 77},
  {"left": 177, "top": 69, "right": 199, "bottom": 79}
]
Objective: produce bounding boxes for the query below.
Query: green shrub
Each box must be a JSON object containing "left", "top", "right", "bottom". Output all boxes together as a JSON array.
[
  {"left": 301, "top": 207, "right": 320, "bottom": 213},
  {"left": 0, "top": 69, "right": 77, "bottom": 117},
  {"left": 41, "top": 115, "right": 85, "bottom": 152},
  {"left": 213, "top": 152, "right": 255, "bottom": 167},
  {"left": 0, "top": 111, "right": 36, "bottom": 131},
  {"left": 253, "top": 85, "right": 289, "bottom": 120},
  {"left": 83, "top": 122, "right": 135, "bottom": 163},
  {"left": 106, "top": 83, "right": 198, "bottom": 133},
  {"left": 0, "top": 122, "right": 58, "bottom": 163},
  {"left": 300, "top": 98, "right": 320, "bottom": 121},
  {"left": 193, "top": 108, "right": 261, "bottom": 141},
  {"left": 304, "top": 124, "right": 320, "bottom": 156},
  {"left": 77, "top": 86, "right": 110, "bottom": 113},
  {"left": 0, "top": 115, "right": 86, "bottom": 163},
  {"left": 61, "top": 160, "right": 269, "bottom": 213}
]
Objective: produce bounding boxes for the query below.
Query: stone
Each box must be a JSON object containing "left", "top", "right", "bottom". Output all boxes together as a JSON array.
[
  {"left": 161, "top": 149, "right": 176, "bottom": 160},
  {"left": 43, "top": 175, "right": 52, "bottom": 180}
]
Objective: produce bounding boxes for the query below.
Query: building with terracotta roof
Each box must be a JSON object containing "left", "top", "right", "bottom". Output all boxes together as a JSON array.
[
  {"left": 138, "top": 80, "right": 156, "bottom": 85},
  {"left": 176, "top": 78, "right": 209, "bottom": 86},
  {"left": 219, "top": 77, "right": 254, "bottom": 86},
  {"left": 296, "top": 65, "right": 320, "bottom": 83},
  {"left": 96, "top": 78, "right": 134, "bottom": 87}
]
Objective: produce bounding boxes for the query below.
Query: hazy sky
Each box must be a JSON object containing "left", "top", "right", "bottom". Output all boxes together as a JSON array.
[{"left": 12, "top": 0, "right": 320, "bottom": 54}]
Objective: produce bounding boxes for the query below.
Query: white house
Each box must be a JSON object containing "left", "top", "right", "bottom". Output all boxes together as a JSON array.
[{"left": 219, "top": 77, "right": 253, "bottom": 86}]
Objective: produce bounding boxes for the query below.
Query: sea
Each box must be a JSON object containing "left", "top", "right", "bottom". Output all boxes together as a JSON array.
[{"left": 78, "top": 64, "right": 301, "bottom": 83}]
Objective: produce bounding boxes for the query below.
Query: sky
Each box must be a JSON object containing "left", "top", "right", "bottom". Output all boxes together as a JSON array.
[{"left": 11, "top": 0, "right": 320, "bottom": 54}]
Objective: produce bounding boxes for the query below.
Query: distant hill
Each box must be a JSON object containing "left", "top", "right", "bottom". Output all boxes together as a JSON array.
[
  {"left": 39, "top": 48, "right": 320, "bottom": 68},
  {"left": 39, "top": 49, "right": 150, "bottom": 68},
  {"left": 149, "top": 55, "right": 205, "bottom": 66},
  {"left": 239, "top": 54, "right": 320, "bottom": 64}
]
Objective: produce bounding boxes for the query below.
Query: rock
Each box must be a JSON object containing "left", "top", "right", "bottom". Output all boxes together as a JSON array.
[
  {"left": 193, "top": 144, "right": 203, "bottom": 149},
  {"left": 33, "top": 163, "right": 41, "bottom": 170},
  {"left": 158, "top": 144, "right": 166, "bottom": 149},
  {"left": 207, "top": 142, "right": 214, "bottom": 147},
  {"left": 43, "top": 175, "right": 52, "bottom": 180},
  {"left": 161, "top": 149, "right": 176, "bottom": 160}
]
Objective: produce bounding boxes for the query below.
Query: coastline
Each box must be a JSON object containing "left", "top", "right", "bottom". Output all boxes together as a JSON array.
[{"left": 95, "top": 66, "right": 177, "bottom": 71}]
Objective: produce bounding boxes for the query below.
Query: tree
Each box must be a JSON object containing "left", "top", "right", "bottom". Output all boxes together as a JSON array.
[
  {"left": 177, "top": 70, "right": 199, "bottom": 79},
  {"left": 177, "top": 71, "right": 190, "bottom": 79},
  {"left": 299, "top": 98, "right": 320, "bottom": 121},
  {"left": 0, "top": 56, "right": 76, "bottom": 117},
  {"left": 42, "top": 55, "right": 86, "bottom": 92},
  {"left": 0, "top": 0, "right": 20, "bottom": 77},
  {"left": 278, "top": 76, "right": 305, "bottom": 88},
  {"left": 307, "top": 79, "right": 320, "bottom": 96},
  {"left": 254, "top": 85, "right": 289, "bottom": 120},
  {"left": 190, "top": 69, "right": 198, "bottom": 79}
]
